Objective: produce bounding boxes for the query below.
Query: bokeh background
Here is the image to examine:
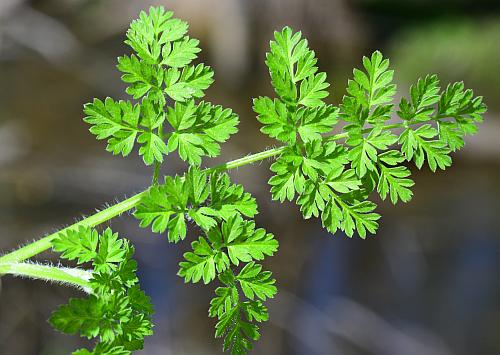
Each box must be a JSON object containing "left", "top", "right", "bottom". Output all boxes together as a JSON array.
[{"left": 1, "top": 0, "right": 499, "bottom": 354}]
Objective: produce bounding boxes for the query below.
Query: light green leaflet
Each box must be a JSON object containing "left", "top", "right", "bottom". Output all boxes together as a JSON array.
[
  {"left": 50, "top": 227, "right": 153, "bottom": 354},
  {"left": 84, "top": 7, "right": 236, "bottom": 167},
  {"left": 255, "top": 27, "right": 485, "bottom": 241}
]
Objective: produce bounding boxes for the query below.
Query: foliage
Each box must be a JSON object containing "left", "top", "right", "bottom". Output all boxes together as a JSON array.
[
  {"left": 135, "top": 169, "right": 278, "bottom": 353},
  {"left": 255, "top": 29, "right": 485, "bottom": 239},
  {"left": 51, "top": 227, "right": 153, "bottom": 354},
  {"left": 84, "top": 6, "right": 238, "bottom": 166},
  {"left": 0, "top": 6, "right": 485, "bottom": 355}
]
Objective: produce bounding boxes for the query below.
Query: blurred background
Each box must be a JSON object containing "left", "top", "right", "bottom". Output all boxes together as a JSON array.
[{"left": 0, "top": 0, "right": 499, "bottom": 354}]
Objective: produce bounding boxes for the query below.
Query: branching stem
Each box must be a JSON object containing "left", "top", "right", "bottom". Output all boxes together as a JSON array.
[
  {"left": 0, "top": 262, "right": 92, "bottom": 292},
  {"left": 0, "top": 122, "right": 407, "bottom": 264},
  {"left": 0, "top": 192, "right": 146, "bottom": 263}
]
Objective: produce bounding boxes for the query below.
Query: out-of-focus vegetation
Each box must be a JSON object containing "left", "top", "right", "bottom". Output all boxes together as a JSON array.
[{"left": 391, "top": 20, "right": 500, "bottom": 111}]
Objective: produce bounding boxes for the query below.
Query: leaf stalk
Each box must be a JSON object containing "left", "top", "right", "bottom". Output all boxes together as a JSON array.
[{"left": 0, "top": 262, "right": 92, "bottom": 292}]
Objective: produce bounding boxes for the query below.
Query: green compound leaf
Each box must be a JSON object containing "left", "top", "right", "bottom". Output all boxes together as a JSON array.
[
  {"left": 86, "top": 6, "right": 229, "bottom": 168},
  {"left": 269, "top": 141, "right": 348, "bottom": 202},
  {"left": 341, "top": 50, "right": 396, "bottom": 125},
  {"left": 117, "top": 54, "right": 164, "bottom": 103},
  {"left": 53, "top": 227, "right": 128, "bottom": 273},
  {"left": 321, "top": 196, "right": 380, "bottom": 238},
  {"left": 134, "top": 167, "right": 257, "bottom": 241},
  {"left": 50, "top": 228, "right": 153, "bottom": 355},
  {"left": 259, "top": 34, "right": 485, "bottom": 242},
  {"left": 265, "top": 27, "right": 302, "bottom": 103},
  {"left": 377, "top": 151, "right": 414, "bottom": 204},
  {"left": 360, "top": 51, "right": 396, "bottom": 107},
  {"left": 52, "top": 226, "right": 98, "bottom": 264},
  {"left": 161, "top": 36, "right": 200, "bottom": 68},
  {"left": 164, "top": 64, "right": 214, "bottom": 102},
  {"left": 226, "top": 227, "right": 278, "bottom": 266},
  {"left": 83, "top": 98, "right": 140, "bottom": 156},
  {"left": 125, "top": 7, "right": 186, "bottom": 64},
  {"left": 221, "top": 215, "right": 279, "bottom": 266},
  {"left": 93, "top": 228, "right": 128, "bottom": 273},
  {"left": 296, "top": 180, "right": 331, "bottom": 219},
  {"left": 178, "top": 215, "right": 278, "bottom": 284},
  {"left": 174, "top": 208, "right": 277, "bottom": 353},
  {"left": 83, "top": 97, "right": 167, "bottom": 165},
  {"left": 298, "top": 72, "right": 330, "bottom": 107},
  {"left": 74, "top": 8, "right": 489, "bottom": 354},
  {"left": 399, "top": 124, "right": 451, "bottom": 172},
  {"left": 241, "top": 301, "right": 269, "bottom": 323},
  {"left": 253, "top": 96, "right": 296, "bottom": 144},
  {"left": 397, "top": 76, "right": 485, "bottom": 167},
  {"left": 210, "top": 269, "right": 272, "bottom": 355},
  {"left": 265, "top": 27, "right": 329, "bottom": 107},
  {"left": 236, "top": 262, "right": 277, "bottom": 301},
  {"left": 437, "top": 82, "right": 485, "bottom": 150},
  {"left": 438, "top": 81, "right": 485, "bottom": 121},
  {"left": 255, "top": 27, "right": 335, "bottom": 152},
  {"left": 178, "top": 236, "right": 229, "bottom": 284},
  {"left": 216, "top": 303, "right": 260, "bottom": 355},
  {"left": 50, "top": 296, "right": 103, "bottom": 339},
  {"left": 290, "top": 174, "right": 380, "bottom": 238},
  {"left": 438, "top": 121, "right": 465, "bottom": 151},
  {"left": 209, "top": 285, "right": 239, "bottom": 319},
  {"left": 166, "top": 100, "right": 239, "bottom": 165},
  {"left": 325, "top": 166, "right": 362, "bottom": 194},
  {"left": 137, "top": 131, "right": 168, "bottom": 166},
  {"left": 209, "top": 173, "right": 258, "bottom": 220},
  {"left": 134, "top": 174, "right": 188, "bottom": 242},
  {"left": 296, "top": 105, "right": 339, "bottom": 142},
  {"left": 268, "top": 149, "right": 304, "bottom": 202},
  {"left": 346, "top": 126, "right": 398, "bottom": 178},
  {"left": 268, "top": 27, "right": 317, "bottom": 84},
  {"left": 398, "top": 74, "right": 440, "bottom": 121}
]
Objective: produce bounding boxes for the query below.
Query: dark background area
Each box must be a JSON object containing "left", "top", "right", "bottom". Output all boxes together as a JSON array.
[{"left": 0, "top": 0, "right": 499, "bottom": 354}]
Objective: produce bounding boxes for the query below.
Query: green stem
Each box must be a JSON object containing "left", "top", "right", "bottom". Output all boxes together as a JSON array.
[
  {"left": 381, "top": 123, "right": 406, "bottom": 130},
  {"left": 153, "top": 122, "right": 164, "bottom": 185},
  {"left": 0, "top": 191, "right": 146, "bottom": 263},
  {"left": 206, "top": 147, "right": 286, "bottom": 173},
  {"left": 0, "top": 148, "right": 287, "bottom": 263},
  {"left": 325, "top": 123, "right": 405, "bottom": 142},
  {"left": 0, "top": 262, "right": 92, "bottom": 292},
  {"left": 0, "top": 122, "right": 404, "bottom": 264},
  {"left": 152, "top": 162, "right": 161, "bottom": 185}
]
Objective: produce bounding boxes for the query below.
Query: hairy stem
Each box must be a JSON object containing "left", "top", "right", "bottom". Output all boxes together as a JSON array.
[
  {"left": 0, "top": 262, "right": 92, "bottom": 292},
  {"left": 206, "top": 146, "right": 286, "bottom": 173},
  {"left": 0, "top": 122, "right": 403, "bottom": 263},
  {"left": 0, "top": 192, "right": 146, "bottom": 263}
]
